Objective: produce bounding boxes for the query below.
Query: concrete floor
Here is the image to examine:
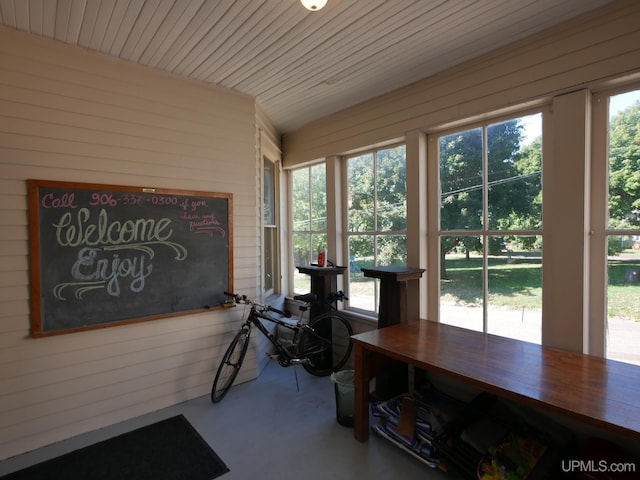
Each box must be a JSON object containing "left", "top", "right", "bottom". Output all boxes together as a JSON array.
[
  {"left": 0, "top": 360, "right": 454, "bottom": 480},
  {"left": 441, "top": 303, "right": 640, "bottom": 365},
  {"left": 4, "top": 315, "right": 640, "bottom": 479}
]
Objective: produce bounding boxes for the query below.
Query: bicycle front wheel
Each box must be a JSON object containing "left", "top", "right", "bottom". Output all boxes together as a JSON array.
[
  {"left": 298, "top": 313, "right": 353, "bottom": 376},
  {"left": 211, "top": 327, "right": 250, "bottom": 403}
]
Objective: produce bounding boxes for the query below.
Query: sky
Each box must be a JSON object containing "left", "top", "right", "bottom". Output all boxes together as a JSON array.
[
  {"left": 521, "top": 112, "right": 542, "bottom": 146},
  {"left": 520, "top": 88, "right": 640, "bottom": 146},
  {"left": 610, "top": 89, "right": 640, "bottom": 118}
]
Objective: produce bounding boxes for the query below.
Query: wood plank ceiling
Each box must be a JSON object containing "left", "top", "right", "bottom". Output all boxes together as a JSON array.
[{"left": 0, "top": 0, "right": 615, "bottom": 133}]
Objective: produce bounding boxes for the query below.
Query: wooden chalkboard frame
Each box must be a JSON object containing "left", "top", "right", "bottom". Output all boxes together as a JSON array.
[{"left": 28, "top": 180, "right": 233, "bottom": 337}]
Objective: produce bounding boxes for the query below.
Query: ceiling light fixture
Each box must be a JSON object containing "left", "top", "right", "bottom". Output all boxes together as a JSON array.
[{"left": 300, "top": 0, "right": 327, "bottom": 11}]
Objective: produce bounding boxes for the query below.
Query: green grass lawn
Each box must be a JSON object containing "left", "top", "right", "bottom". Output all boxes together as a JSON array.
[
  {"left": 298, "top": 252, "right": 640, "bottom": 321},
  {"left": 441, "top": 253, "right": 640, "bottom": 321},
  {"left": 441, "top": 255, "right": 542, "bottom": 310},
  {"left": 608, "top": 257, "right": 640, "bottom": 319}
]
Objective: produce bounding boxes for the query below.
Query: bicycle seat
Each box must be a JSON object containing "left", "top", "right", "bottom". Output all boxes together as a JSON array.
[{"left": 293, "top": 293, "right": 317, "bottom": 304}]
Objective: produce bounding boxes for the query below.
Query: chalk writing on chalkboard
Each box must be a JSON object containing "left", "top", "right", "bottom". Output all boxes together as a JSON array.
[{"left": 29, "top": 180, "right": 233, "bottom": 337}]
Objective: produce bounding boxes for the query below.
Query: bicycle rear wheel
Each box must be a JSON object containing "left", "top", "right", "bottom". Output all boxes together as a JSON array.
[
  {"left": 298, "top": 313, "right": 353, "bottom": 376},
  {"left": 211, "top": 327, "right": 250, "bottom": 403}
]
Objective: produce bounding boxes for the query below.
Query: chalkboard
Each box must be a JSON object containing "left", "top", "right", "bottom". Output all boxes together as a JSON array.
[{"left": 28, "top": 180, "right": 233, "bottom": 337}]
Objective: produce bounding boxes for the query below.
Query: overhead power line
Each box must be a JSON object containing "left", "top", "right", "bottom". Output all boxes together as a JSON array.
[{"left": 442, "top": 171, "right": 541, "bottom": 197}]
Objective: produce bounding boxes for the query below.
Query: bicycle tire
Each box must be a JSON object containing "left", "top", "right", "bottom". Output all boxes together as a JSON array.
[
  {"left": 298, "top": 312, "right": 353, "bottom": 376},
  {"left": 211, "top": 327, "right": 250, "bottom": 403}
]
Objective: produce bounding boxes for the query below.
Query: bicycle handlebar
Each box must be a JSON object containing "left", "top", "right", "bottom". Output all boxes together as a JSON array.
[
  {"left": 222, "top": 290, "right": 348, "bottom": 316},
  {"left": 329, "top": 290, "right": 349, "bottom": 303},
  {"left": 223, "top": 291, "right": 292, "bottom": 318},
  {"left": 224, "top": 291, "right": 246, "bottom": 303}
]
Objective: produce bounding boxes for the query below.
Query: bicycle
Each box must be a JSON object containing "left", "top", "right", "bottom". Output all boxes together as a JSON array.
[{"left": 211, "top": 290, "right": 354, "bottom": 403}]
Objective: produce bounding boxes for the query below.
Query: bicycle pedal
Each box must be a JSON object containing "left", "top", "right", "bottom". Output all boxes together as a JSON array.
[{"left": 290, "top": 358, "right": 310, "bottom": 365}]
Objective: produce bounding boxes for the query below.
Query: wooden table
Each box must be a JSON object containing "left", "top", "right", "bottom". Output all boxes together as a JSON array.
[{"left": 352, "top": 319, "right": 640, "bottom": 443}]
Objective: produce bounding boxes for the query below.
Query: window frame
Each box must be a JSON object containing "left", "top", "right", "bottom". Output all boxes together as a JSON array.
[
  {"left": 289, "top": 162, "right": 328, "bottom": 295},
  {"left": 343, "top": 143, "right": 408, "bottom": 315},
  {"left": 263, "top": 156, "right": 278, "bottom": 297},
  {"left": 428, "top": 110, "right": 544, "bottom": 337},
  {"left": 590, "top": 84, "right": 640, "bottom": 359},
  {"left": 260, "top": 131, "right": 282, "bottom": 299}
]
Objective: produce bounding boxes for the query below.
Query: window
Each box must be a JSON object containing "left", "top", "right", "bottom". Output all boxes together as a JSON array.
[
  {"left": 346, "top": 145, "right": 407, "bottom": 313},
  {"left": 593, "top": 88, "right": 640, "bottom": 365},
  {"left": 437, "top": 113, "right": 543, "bottom": 343},
  {"left": 263, "top": 157, "right": 279, "bottom": 297},
  {"left": 291, "top": 163, "right": 327, "bottom": 294}
]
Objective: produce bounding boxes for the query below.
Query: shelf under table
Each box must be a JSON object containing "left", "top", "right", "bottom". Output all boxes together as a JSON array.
[{"left": 352, "top": 319, "right": 640, "bottom": 443}]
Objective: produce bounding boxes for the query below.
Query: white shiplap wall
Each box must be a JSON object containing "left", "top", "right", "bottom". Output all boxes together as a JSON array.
[
  {"left": 0, "top": 27, "right": 268, "bottom": 460},
  {"left": 283, "top": 0, "right": 640, "bottom": 165}
]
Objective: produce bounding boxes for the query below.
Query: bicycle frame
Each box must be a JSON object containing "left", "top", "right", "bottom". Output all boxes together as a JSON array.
[
  {"left": 243, "top": 306, "right": 304, "bottom": 367},
  {"left": 222, "top": 290, "right": 350, "bottom": 368},
  {"left": 212, "top": 291, "right": 353, "bottom": 402}
]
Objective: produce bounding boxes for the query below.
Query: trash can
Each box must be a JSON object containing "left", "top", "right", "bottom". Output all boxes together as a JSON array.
[{"left": 331, "top": 370, "right": 355, "bottom": 427}]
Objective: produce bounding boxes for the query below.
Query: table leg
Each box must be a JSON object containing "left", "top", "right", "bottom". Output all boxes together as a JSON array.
[
  {"left": 354, "top": 343, "right": 369, "bottom": 442},
  {"left": 353, "top": 342, "right": 406, "bottom": 441}
]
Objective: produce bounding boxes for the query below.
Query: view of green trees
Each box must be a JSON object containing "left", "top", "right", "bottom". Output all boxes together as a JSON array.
[
  {"left": 609, "top": 101, "right": 640, "bottom": 230},
  {"left": 439, "top": 102, "right": 640, "bottom": 321},
  {"left": 292, "top": 164, "right": 327, "bottom": 269},
  {"left": 347, "top": 147, "right": 407, "bottom": 269},
  {"left": 439, "top": 119, "right": 542, "bottom": 279},
  {"left": 607, "top": 98, "right": 640, "bottom": 322},
  {"left": 292, "top": 100, "right": 640, "bottom": 320}
]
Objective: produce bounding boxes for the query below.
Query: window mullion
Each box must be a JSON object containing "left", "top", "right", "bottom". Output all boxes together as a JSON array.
[
  {"left": 373, "top": 151, "right": 378, "bottom": 235},
  {"left": 308, "top": 170, "right": 314, "bottom": 261},
  {"left": 482, "top": 126, "right": 489, "bottom": 333},
  {"left": 373, "top": 151, "right": 378, "bottom": 267}
]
